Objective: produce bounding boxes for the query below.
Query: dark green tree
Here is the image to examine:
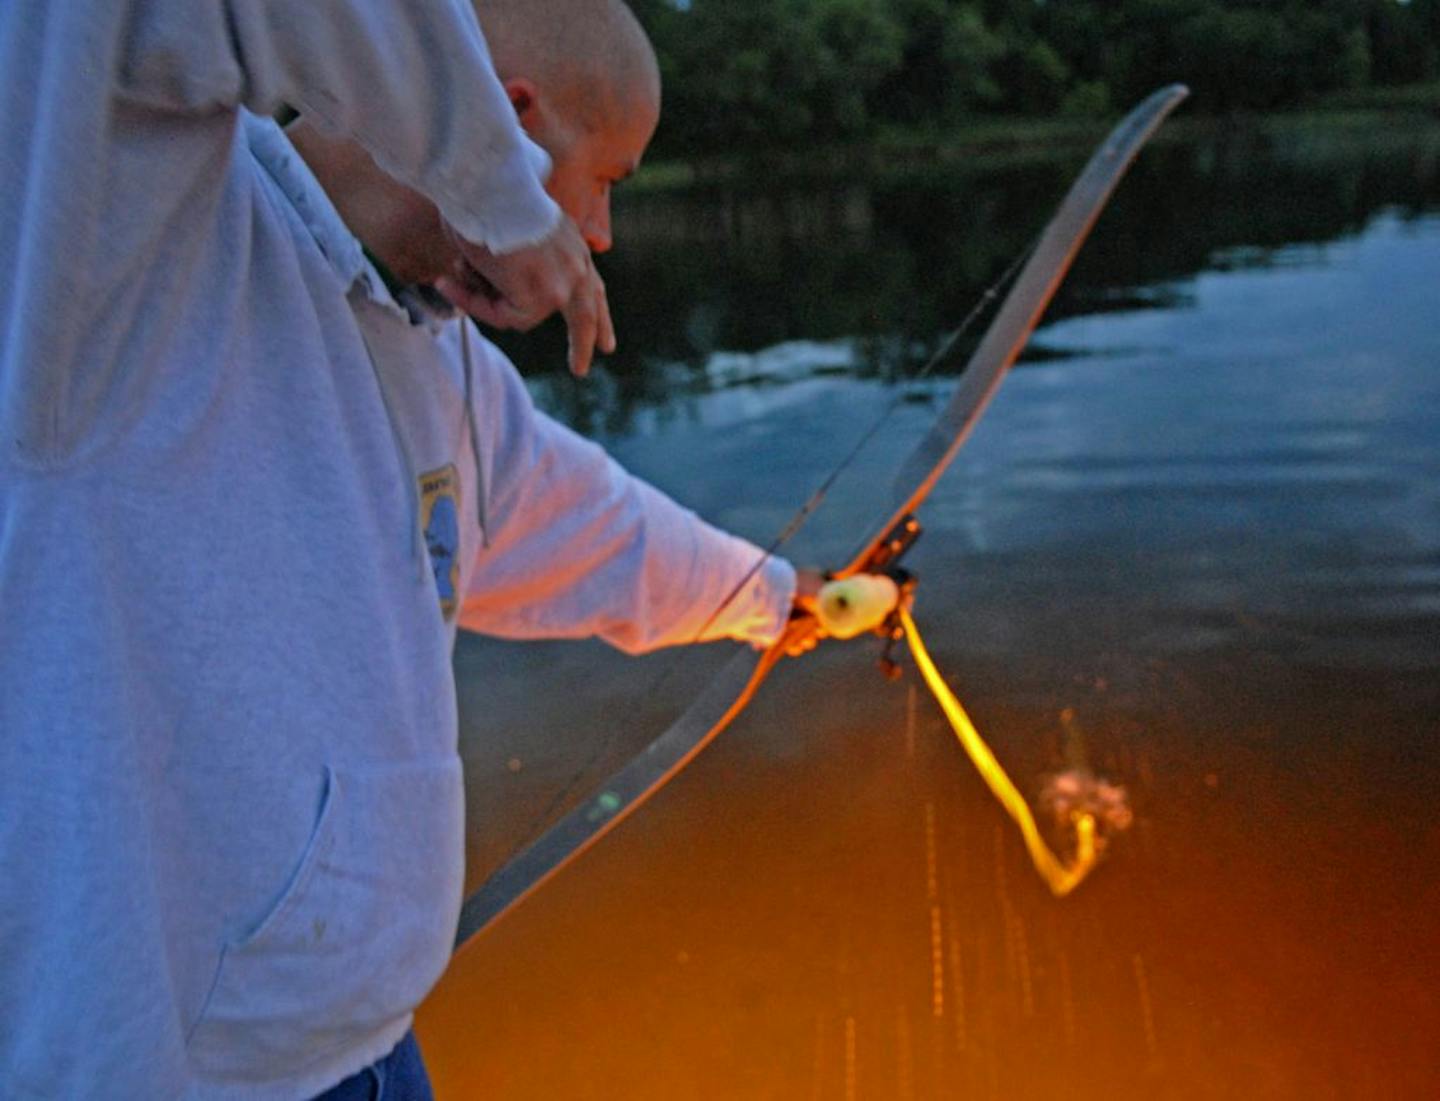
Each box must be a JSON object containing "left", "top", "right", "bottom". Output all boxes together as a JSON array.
[
  {"left": 868, "top": 0, "right": 1004, "bottom": 126},
  {"left": 647, "top": 0, "right": 904, "bottom": 154},
  {"left": 628, "top": 0, "right": 1440, "bottom": 161}
]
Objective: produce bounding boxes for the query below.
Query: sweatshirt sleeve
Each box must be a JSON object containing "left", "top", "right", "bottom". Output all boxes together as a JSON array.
[
  {"left": 455, "top": 329, "right": 797, "bottom": 654},
  {"left": 111, "top": 0, "right": 560, "bottom": 251},
  {"left": 0, "top": 0, "right": 557, "bottom": 466}
]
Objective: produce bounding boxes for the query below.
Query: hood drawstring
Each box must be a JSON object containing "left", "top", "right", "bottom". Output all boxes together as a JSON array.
[{"left": 461, "top": 322, "right": 490, "bottom": 549}]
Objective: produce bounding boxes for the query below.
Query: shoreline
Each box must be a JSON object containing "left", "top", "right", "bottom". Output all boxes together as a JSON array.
[{"left": 629, "top": 87, "right": 1440, "bottom": 192}]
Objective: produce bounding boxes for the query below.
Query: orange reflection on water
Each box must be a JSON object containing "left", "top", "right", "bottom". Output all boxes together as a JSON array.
[{"left": 419, "top": 635, "right": 1440, "bottom": 1099}]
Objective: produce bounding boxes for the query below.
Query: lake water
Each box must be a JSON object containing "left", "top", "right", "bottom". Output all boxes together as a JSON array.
[{"left": 419, "top": 118, "right": 1440, "bottom": 1099}]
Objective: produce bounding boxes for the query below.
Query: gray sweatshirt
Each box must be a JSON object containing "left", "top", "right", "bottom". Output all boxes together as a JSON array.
[{"left": 0, "top": 5, "right": 794, "bottom": 1099}]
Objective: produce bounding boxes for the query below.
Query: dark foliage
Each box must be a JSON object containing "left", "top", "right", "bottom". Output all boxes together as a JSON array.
[{"left": 631, "top": 0, "right": 1440, "bottom": 156}]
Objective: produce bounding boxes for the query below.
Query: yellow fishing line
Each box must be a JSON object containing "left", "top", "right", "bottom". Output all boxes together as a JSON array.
[{"left": 900, "top": 607, "right": 1098, "bottom": 897}]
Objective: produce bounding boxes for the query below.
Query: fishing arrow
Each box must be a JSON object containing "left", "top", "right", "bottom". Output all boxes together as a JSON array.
[{"left": 454, "top": 84, "right": 1190, "bottom": 946}]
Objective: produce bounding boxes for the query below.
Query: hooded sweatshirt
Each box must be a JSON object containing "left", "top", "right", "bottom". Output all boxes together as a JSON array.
[{"left": 0, "top": 5, "right": 794, "bottom": 1098}]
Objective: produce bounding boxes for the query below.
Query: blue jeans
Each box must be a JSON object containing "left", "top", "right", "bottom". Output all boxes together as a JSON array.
[{"left": 312, "top": 1031, "right": 434, "bottom": 1101}]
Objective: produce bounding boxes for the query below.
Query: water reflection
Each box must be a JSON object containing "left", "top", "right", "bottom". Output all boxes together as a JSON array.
[{"left": 497, "top": 120, "right": 1440, "bottom": 441}]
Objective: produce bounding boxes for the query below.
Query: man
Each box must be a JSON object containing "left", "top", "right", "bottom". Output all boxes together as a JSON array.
[{"left": 1, "top": 2, "right": 818, "bottom": 1098}]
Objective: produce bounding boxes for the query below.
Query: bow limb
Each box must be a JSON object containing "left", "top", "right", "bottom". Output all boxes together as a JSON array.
[
  {"left": 455, "top": 638, "right": 788, "bottom": 944},
  {"left": 840, "top": 83, "right": 1190, "bottom": 577}
]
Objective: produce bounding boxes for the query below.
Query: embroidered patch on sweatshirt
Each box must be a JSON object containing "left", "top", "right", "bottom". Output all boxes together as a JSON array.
[{"left": 420, "top": 464, "right": 461, "bottom": 618}]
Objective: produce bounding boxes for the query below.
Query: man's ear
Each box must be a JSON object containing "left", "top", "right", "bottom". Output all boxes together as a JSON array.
[{"left": 504, "top": 78, "right": 541, "bottom": 130}]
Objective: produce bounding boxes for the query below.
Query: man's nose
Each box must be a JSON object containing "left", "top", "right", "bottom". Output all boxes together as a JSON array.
[{"left": 583, "top": 198, "right": 612, "bottom": 255}]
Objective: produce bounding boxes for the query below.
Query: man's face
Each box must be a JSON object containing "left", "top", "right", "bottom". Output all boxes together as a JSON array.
[
  {"left": 349, "top": 73, "right": 660, "bottom": 289},
  {"left": 523, "top": 80, "right": 659, "bottom": 255}
]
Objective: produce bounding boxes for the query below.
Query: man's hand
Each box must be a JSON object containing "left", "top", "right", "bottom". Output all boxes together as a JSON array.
[
  {"left": 436, "top": 215, "right": 616, "bottom": 378},
  {"left": 781, "top": 567, "right": 827, "bottom": 657},
  {"left": 783, "top": 569, "right": 907, "bottom": 656}
]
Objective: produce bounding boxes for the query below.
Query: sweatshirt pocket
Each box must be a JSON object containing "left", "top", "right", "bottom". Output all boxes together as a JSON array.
[{"left": 187, "top": 757, "right": 464, "bottom": 1083}]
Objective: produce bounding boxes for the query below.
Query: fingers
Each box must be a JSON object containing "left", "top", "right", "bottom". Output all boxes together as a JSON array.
[
  {"left": 781, "top": 614, "right": 824, "bottom": 658},
  {"left": 777, "top": 567, "right": 829, "bottom": 656},
  {"left": 564, "top": 299, "right": 597, "bottom": 379},
  {"left": 488, "top": 218, "right": 586, "bottom": 327},
  {"left": 442, "top": 216, "right": 617, "bottom": 376},
  {"left": 792, "top": 567, "right": 826, "bottom": 613},
  {"left": 564, "top": 260, "right": 612, "bottom": 378},
  {"left": 595, "top": 273, "right": 616, "bottom": 355}
]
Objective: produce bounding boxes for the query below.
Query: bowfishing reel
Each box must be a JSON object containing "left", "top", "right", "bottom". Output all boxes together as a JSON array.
[{"left": 814, "top": 513, "right": 922, "bottom": 680}]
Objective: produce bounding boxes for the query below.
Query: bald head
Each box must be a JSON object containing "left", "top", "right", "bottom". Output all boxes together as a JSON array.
[
  {"left": 290, "top": 0, "right": 658, "bottom": 282},
  {"left": 469, "top": 0, "right": 660, "bottom": 255},
  {"left": 475, "top": 0, "right": 660, "bottom": 131}
]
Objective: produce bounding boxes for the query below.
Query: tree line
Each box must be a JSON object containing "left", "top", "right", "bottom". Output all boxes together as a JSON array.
[{"left": 627, "top": 0, "right": 1440, "bottom": 155}]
